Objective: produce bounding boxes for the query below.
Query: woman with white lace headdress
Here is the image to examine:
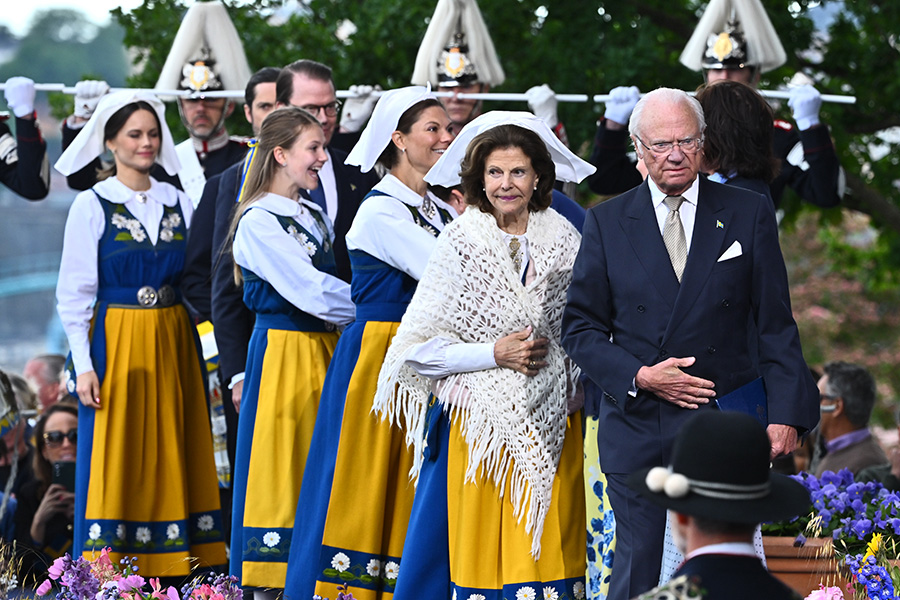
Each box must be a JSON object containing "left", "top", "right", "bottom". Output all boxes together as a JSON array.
[
  {"left": 54, "top": 91, "right": 226, "bottom": 576},
  {"left": 373, "top": 111, "right": 596, "bottom": 600}
]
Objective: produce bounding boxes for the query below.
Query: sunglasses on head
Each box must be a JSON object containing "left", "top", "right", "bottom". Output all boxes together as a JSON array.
[{"left": 43, "top": 430, "right": 77, "bottom": 446}]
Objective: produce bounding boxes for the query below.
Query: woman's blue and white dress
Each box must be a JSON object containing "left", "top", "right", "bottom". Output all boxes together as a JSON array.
[
  {"left": 56, "top": 177, "right": 226, "bottom": 577},
  {"left": 229, "top": 192, "right": 354, "bottom": 589}
]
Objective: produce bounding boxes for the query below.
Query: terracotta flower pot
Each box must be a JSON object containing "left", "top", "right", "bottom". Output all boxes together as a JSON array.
[{"left": 763, "top": 535, "right": 848, "bottom": 597}]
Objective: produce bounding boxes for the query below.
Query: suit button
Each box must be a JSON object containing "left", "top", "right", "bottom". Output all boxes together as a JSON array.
[
  {"left": 637, "top": 304, "right": 645, "bottom": 313},
  {"left": 707, "top": 346, "right": 716, "bottom": 354},
  {"left": 721, "top": 299, "right": 730, "bottom": 308},
  {"left": 660, "top": 349, "right": 668, "bottom": 358}
]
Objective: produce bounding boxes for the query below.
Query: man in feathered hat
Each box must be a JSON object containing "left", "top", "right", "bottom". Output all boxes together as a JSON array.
[
  {"left": 411, "top": 0, "right": 505, "bottom": 137},
  {"left": 628, "top": 411, "right": 809, "bottom": 599},
  {"left": 62, "top": 2, "right": 251, "bottom": 200},
  {"left": 586, "top": 0, "right": 843, "bottom": 211}
]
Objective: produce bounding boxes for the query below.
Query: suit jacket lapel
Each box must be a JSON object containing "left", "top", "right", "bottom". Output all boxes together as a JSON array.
[
  {"left": 663, "top": 177, "right": 730, "bottom": 343},
  {"left": 621, "top": 180, "right": 680, "bottom": 308}
]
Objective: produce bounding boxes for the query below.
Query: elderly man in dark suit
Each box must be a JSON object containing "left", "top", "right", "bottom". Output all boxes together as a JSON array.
[
  {"left": 561, "top": 87, "right": 818, "bottom": 600},
  {"left": 628, "top": 411, "right": 809, "bottom": 600}
]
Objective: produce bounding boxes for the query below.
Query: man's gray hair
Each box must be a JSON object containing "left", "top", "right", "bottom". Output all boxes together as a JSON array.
[
  {"left": 628, "top": 87, "right": 706, "bottom": 140},
  {"left": 824, "top": 361, "right": 877, "bottom": 429}
]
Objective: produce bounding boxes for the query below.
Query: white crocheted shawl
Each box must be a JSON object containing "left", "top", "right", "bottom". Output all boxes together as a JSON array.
[{"left": 373, "top": 205, "right": 581, "bottom": 557}]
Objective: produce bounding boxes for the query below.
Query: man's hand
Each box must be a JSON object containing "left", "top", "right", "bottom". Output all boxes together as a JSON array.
[
  {"left": 788, "top": 84, "right": 822, "bottom": 131},
  {"left": 4, "top": 77, "right": 36, "bottom": 119},
  {"left": 767, "top": 423, "right": 799, "bottom": 460},
  {"left": 494, "top": 325, "right": 549, "bottom": 376},
  {"left": 525, "top": 84, "right": 558, "bottom": 129},
  {"left": 635, "top": 357, "right": 715, "bottom": 409},
  {"left": 339, "top": 84, "right": 380, "bottom": 133},
  {"left": 232, "top": 379, "right": 244, "bottom": 414},
  {"left": 604, "top": 85, "right": 640, "bottom": 129},
  {"left": 73, "top": 80, "right": 110, "bottom": 122}
]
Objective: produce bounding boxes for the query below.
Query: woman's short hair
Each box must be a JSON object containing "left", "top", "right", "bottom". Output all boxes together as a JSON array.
[
  {"left": 377, "top": 98, "right": 445, "bottom": 170},
  {"left": 32, "top": 401, "right": 78, "bottom": 492},
  {"left": 98, "top": 101, "right": 162, "bottom": 181},
  {"left": 459, "top": 124, "right": 555, "bottom": 213},
  {"left": 695, "top": 81, "right": 780, "bottom": 183}
]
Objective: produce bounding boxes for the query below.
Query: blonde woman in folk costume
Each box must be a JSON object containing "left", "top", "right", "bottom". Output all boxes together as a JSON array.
[
  {"left": 284, "top": 85, "right": 456, "bottom": 600},
  {"left": 227, "top": 106, "right": 354, "bottom": 596},
  {"left": 55, "top": 91, "right": 226, "bottom": 576},
  {"left": 374, "top": 111, "right": 595, "bottom": 600}
]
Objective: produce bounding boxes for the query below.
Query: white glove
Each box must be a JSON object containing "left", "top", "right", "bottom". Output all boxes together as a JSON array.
[
  {"left": 339, "top": 84, "right": 381, "bottom": 132},
  {"left": 526, "top": 84, "right": 558, "bottom": 129},
  {"left": 73, "top": 80, "right": 110, "bottom": 120},
  {"left": 604, "top": 86, "right": 641, "bottom": 127},
  {"left": 4, "top": 77, "right": 35, "bottom": 118},
  {"left": 788, "top": 84, "right": 822, "bottom": 131}
]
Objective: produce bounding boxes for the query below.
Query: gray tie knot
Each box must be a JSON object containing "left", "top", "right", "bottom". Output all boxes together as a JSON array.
[{"left": 665, "top": 195, "right": 685, "bottom": 212}]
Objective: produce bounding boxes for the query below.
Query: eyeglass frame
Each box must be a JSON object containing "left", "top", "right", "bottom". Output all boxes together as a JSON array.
[
  {"left": 298, "top": 100, "right": 343, "bottom": 118},
  {"left": 43, "top": 429, "right": 78, "bottom": 446},
  {"left": 635, "top": 135, "right": 704, "bottom": 157}
]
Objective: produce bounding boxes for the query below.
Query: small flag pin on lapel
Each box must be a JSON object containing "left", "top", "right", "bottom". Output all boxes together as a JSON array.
[{"left": 716, "top": 220, "right": 724, "bottom": 229}]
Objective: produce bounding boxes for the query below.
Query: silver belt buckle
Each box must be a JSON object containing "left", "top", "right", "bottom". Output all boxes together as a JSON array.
[
  {"left": 325, "top": 322, "right": 336, "bottom": 332},
  {"left": 157, "top": 285, "right": 176, "bottom": 307},
  {"left": 137, "top": 285, "right": 158, "bottom": 307}
]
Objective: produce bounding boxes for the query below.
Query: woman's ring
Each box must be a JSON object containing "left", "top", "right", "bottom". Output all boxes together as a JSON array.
[{"left": 528, "top": 359, "right": 536, "bottom": 369}]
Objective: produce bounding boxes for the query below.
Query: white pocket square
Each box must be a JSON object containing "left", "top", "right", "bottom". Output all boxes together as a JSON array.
[{"left": 717, "top": 240, "right": 742, "bottom": 262}]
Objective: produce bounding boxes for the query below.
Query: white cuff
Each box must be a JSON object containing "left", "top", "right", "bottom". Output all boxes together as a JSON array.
[
  {"left": 445, "top": 342, "right": 497, "bottom": 373},
  {"left": 229, "top": 372, "right": 246, "bottom": 389}
]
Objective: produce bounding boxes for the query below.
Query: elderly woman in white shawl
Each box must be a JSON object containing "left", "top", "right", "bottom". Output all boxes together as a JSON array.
[{"left": 373, "top": 112, "right": 595, "bottom": 600}]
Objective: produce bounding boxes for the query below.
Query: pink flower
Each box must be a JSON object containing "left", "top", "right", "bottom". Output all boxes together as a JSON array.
[
  {"left": 167, "top": 586, "right": 181, "bottom": 600},
  {"left": 804, "top": 585, "right": 844, "bottom": 600},
  {"left": 118, "top": 575, "right": 146, "bottom": 592},
  {"left": 47, "top": 556, "right": 66, "bottom": 579},
  {"left": 36, "top": 579, "right": 54, "bottom": 596}
]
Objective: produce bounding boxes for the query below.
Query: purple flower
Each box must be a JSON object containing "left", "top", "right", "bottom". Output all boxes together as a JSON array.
[
  {"left": 850, "top": 518, "right": 873, "bottom": 539},
  {"left": 117, "top": 575, "right": 146, "bottom": 592}
]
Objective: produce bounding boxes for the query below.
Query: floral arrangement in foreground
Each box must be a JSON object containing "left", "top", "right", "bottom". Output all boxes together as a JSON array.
[
  {"left": 760, "top": 469, "right": 900, "bottom": 600},
  {"left": 34, "top": 548, "right": 241, "bottom": 600}
]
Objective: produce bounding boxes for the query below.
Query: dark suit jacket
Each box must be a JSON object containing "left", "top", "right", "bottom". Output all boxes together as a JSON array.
[
  {"left": 209, "top": 162, "right": 253, "bottom": 385},
  {"left": 562, "top": 176, "right": 818, "bottom": 473},
  {"left": 299, "top": 146, "right": 379, "bottom": 283},
  {"left": 636, "top": 554, "right": 800, "bottom": 600}
]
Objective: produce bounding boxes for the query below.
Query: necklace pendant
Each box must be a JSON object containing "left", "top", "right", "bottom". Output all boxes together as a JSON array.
[
  {"left": 136, "top": 192, "right": 148, "bottom": 204},
  {"left": 508, "top": 236, "right": 522, "bottom": 272}
]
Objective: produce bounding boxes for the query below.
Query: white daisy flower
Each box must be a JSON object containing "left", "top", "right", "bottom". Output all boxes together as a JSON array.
[
  {"left": 111, "top": 214, "right": 127, "bottom": 227},
  {"left": 159, "top": 228, "right": 174, "bottom": 242},
  {"left": 468, "top": 595, "right": 486, "bottom": 600},
  {"left": 331, "top": 552, "right": 351, "bottom": 572},
  {"left": 366, "top": 559, "right": 381, "bottom": 577},
  {"left": 516, "top": 587, "right": 536, "bottom": 600},
  {"left": 136, "top": 527, "right": 151, "bottom": 543},
  {"left": 573, "top": 581, "right": 586, "bottom": 600},
  {"left": 384, "top": 561, "right": 399, "bottom": 579},
  {"left": 116, "top": 524, "right": 126, "bottom": 540},
  {"left": 168, "top": 213, "right": 181, "bottom": 228},
  {"left": 166, "top": 523, "right": 180, "bottom": 540},
  {"left": 543, "top": 586, "right": 558, "bottom": 600},
  {"left": 304, "top": 241, "right": 317, "bottom": 256},
  {"left": 262, "top": 531, "right": 281, "bottom": 547},
  {"left": 88, "top": 523, "right": 102, "bottom": 540},
  {"left": 197, "top": 515, "right": 215, "bottom": 531},
  {"left": 452, "top": 591, "right": 457, "bottom": 600}
]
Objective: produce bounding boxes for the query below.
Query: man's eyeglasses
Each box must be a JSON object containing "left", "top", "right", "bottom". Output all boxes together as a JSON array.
[
  {"left": 299, "top": 100, "right": 342, "bottom": 118},
  {"left": 636, "top": 136, "right": 704, "bottom": 156},
  {"left": 43, "top": 430, "right": 77, "bottom": 446}
]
